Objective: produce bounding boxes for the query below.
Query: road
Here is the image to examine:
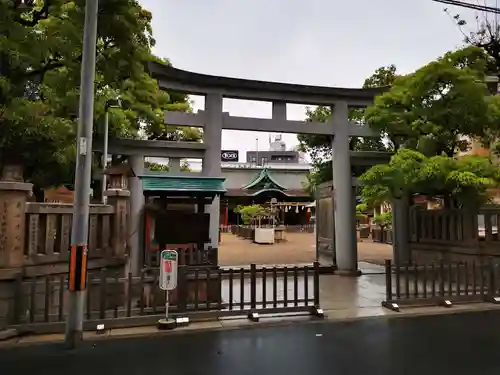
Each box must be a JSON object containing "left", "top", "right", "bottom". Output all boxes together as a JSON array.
[{"left": 2, "top": 311, "right": 500, "bottom": 375}]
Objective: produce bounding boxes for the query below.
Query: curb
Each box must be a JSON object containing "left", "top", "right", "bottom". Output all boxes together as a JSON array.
[{"left": 3, "top": 303, "right": 500, "bottom": 349}]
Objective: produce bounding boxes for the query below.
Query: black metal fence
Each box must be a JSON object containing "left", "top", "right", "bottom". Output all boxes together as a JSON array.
[
  {"left": 382, "top": 259, "right": 500, "bottom": 310},
  {"left": 7, "top": 263, "right": 321, "bottom": 334}
]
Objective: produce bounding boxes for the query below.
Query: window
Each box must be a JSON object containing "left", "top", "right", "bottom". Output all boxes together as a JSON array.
[
  {"left": 262, "top": 157, "right": 268, "bottom": 165},
  {"left": 250, "top": 157, "right": 257, "bottom": 163}
]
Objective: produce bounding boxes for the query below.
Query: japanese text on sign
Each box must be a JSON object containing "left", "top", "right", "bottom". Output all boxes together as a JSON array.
[{"left": 159, "top": 250, "right": 178, "bottom": 291}]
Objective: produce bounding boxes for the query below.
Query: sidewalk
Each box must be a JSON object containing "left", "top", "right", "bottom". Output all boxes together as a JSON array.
[
  {"left": 3, "top": 300, "right": 500, "bottom": 348},
  {"left": 3, "top": 260, "right": 499, "bottom": 348}
]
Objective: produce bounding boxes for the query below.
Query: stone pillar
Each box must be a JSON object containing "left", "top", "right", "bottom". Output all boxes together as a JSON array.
[
  {"left": 105, "top": 188, "right": 130, "bottom": 259},
  {"left": 351, "top": 185, "right": 359, "bottom": 259},
  {"left": 128, "top": 155, "right": 144, "bottom": 275},
  {"left": 330, "top": 102, "right": 359, "bottom": 276},
  {"left": 202, "top": 93, "right": 223, "bottom": 249},
  {"left": 392, "top": 197, "right": 410, "bottom": 266},
  {"left": 168, "top": 158, "right": 181, "bottom": 173},
  {"left": 0, "top": 166, "right": 32, "bottom": 269},
  {"left": 0, "top": 165, "right": 32, "bottom": 329}
]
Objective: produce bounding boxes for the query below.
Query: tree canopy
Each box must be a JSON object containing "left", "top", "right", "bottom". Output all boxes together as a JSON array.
[
  {"left": 145, "top": 160, "right": 191, "bottom": 172},
  {"left": 0, "top": 0, "right": 201, "bottom": 189},
  {"left": 359, "top": 47, "right": 500, "bottom": 206},
  {"left": 360, "top": 148, "right": 500, "bottom": 207},
  {"left": 234, "top": 204, "right": 273, "bottom": 225},
  {"left": 298, "top": 65, "right": 396, "bottom": 191},
  {"left": 365, "top": 46, "right": 497, "bottom": 157},
  {"left": 446, "top": 8, "right": 500, "bottom": 154}
]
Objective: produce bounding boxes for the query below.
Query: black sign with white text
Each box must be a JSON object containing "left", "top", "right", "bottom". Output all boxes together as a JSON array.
[{"left": 221, "top": 150, "right": 239, "bottom": 162}]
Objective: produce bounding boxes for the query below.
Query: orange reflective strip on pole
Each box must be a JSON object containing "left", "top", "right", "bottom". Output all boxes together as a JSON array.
[
  {"left": 68, "top": 244, "right": 88, "bottom": 292},
  {"left": 80, "top": 249, "right": 87, "bottom": 290},
  {"left": 69, "top": 245, "right": 77, "bottom": 291}
]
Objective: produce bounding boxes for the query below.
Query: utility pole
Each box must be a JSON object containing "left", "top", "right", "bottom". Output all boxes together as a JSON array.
[{"left": 65, "top": 0, "right": 99, "bottom": 349}]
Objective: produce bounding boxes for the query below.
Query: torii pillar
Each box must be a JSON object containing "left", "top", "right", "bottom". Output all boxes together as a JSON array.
[
  {"left": 330, "top": 101, "right": 360, "bottom": 276},
  {"left": 202, "top": 93, "right": 223, "bottom": 249}
]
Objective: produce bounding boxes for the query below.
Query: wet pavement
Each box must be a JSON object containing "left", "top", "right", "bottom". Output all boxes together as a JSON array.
[
  {"left": 2, "top": 310, "right": 500, "bottom": 374},
  {"left": 218, "top": 261, "right": 387, "bottom": 313}
]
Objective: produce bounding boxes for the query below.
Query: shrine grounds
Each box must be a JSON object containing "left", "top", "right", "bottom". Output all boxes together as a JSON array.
[{"left": 218, "top": 232, "right": 393, "bottom": 267}]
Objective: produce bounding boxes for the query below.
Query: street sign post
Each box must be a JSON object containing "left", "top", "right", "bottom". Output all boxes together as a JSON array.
[{"left": 158, "top": 250, "right": 178, "bottom": 330}]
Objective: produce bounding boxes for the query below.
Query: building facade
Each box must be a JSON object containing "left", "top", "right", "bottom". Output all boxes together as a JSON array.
[{"left": 219, "top": 136, "right": 313, "bottom": 225}]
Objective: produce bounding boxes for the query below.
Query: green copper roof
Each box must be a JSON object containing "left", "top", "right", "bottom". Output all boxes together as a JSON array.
[
  {"left": 248, "top": 188, "right": 291, "bottom": 197},
  {"left": 243, "top": 168, "right": 285, "bottom": 190},
  {"left": 139, "top": 175, "right": 226, "bottom": 194}
]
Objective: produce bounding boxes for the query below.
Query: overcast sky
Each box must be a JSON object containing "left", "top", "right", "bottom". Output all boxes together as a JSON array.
[{"left": 139, "top": 0, "right": 486, "bottom": 160}]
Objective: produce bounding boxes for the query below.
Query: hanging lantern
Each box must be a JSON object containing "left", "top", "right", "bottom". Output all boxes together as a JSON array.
[
  {"left": 306, "top": 207, "right": 311, "bottom": 213},
  {"left": 295, "top": 206, "right": 299, "bottom": 214},
  {"left": 285, "top": 206, "right": 288, "bottom": 213}
]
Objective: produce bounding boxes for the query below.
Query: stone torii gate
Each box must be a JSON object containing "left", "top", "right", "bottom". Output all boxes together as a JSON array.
[{"left": 149, "top": 62, "right": 386, "bottom": 275}]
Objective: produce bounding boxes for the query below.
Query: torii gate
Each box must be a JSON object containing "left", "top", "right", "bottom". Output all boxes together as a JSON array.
[{"left": 149, "top": 62, "right": 387, "bottom": 275}]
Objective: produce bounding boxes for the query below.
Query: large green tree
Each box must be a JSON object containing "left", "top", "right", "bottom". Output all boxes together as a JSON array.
[
  {"left": 0, "top": 0, "right": 200, "bottom": 189},
  {"left": 365, "top": 46, "right": 496, "bottom": 157},
  {"left": 360, "top": 47, "right": 500, "bottom": 206},
  {"left": 446, "top": 8, "right": 500, "bottom": 153},
  {"left": 298, "top": 65, "right": 396, "bottom": 190},
  {"left": 360, "top": 148, "right": 500, "bottom": 207}
]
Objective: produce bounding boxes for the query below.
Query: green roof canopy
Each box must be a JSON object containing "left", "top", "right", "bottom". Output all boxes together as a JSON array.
[
  {"left": 139, "top": 174, "right": 226, "bottom": 196},
  {"left": 248, "top": 188, "right": 291, "bottom": 197},
  {"left": 242, "top": 168, "right": 285, "bottom": 190}
]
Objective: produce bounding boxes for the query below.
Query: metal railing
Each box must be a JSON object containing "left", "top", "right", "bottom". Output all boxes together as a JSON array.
[
  {"left": 382, "top": 258, "right": 500, "bottom": 310},
  {"left": 8, "top": 263, "right": 321, "bottom": 334}
]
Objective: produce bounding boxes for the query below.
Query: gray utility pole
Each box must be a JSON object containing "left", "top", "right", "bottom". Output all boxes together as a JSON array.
[{"left": 65, "top": 0, "right": 99, "bottom": 349}]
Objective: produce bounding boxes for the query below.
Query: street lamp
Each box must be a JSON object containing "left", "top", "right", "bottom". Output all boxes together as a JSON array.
[{"left": 101, "top": 98, "right": 121, "bottom": 204}]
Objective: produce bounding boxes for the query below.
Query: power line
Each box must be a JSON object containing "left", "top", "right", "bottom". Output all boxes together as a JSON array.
[{"left": 432, "top": 0, "right": 500, "bottom": 14}]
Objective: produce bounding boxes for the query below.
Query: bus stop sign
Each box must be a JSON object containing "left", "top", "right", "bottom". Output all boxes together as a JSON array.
[{"left": 159, "top": 250, "right": 178, "bottom": 291}]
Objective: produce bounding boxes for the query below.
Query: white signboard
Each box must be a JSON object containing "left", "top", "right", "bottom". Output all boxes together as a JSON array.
[{"left": 159, "top": 250, "right": 178, "bottom": 291}]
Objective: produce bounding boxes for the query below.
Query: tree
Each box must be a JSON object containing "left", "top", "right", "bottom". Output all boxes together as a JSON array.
[
  {"left": 445, "top": 8, "right": 500, "bottom": 153},
  {"left": 298, "top": 65, "right": 396, "bottom": 189},
  {"left": 359, "top": 148, "right": 500, "bottom": 207},
  {"left": 446, "top": 8, "right": 500, "bottom": 72},
  {"left": 0, "top": 0, "right": 201, "bottom": 189},
  {"left": 145, "top": 160, "right": 191, "bottom": 172},
  {"left": 234, "top": 204, "right": 273, "bottom": 225},
  {"left": 356, "top": 203, "right": 368, "bottom": 220},
  {"left": 365, "top": 47, "right": 495, "bottom": 157},
  {"left": 372, "top": 211, "right": 392, "bottom": 230}
]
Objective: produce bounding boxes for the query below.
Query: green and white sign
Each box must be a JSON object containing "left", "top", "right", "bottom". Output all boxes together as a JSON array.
[{"left": 160, "top": 250, "right": 178, "bottom": 291}]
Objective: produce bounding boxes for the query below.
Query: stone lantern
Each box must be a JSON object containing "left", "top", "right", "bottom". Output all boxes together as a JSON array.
[{"left": 104, "top": 165, "right": 135, "bottom": 191}]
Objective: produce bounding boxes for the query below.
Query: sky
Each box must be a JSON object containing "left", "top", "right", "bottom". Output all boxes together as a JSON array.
[{"left": 139, "top": 0, "right": 489, "bottom": 160}]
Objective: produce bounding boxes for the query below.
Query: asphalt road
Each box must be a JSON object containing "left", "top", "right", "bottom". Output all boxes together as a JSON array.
[{"left": 2, "top": 311, "right": 500, "bottom": 375}]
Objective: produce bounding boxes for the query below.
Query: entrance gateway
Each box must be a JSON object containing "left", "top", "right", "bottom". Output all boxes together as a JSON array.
[
  {"left": 148, "top": 62, "right": 386, "bottom": 276},
  {"left": 93, "top": 64, "right": 389, "bottom": 276}
]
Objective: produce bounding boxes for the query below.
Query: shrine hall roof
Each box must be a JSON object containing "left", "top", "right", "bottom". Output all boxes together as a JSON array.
[{"left": 139, "top": 174, "right": 226, "bottom": 195}]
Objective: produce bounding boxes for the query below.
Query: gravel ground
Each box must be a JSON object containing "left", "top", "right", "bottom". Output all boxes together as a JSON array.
[{"left": 218, "top": 232, "right": 393, "bottom": 266}]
